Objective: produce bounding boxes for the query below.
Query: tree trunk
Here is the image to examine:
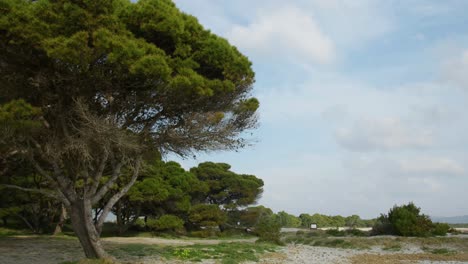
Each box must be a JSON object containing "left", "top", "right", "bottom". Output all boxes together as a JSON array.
[
  {"left": 69, "top": 200, "right": 108, "bottom": 259},
  {"left": 116, "top": 201, "right": 124, "bottom": 235},
  {"left": 2, "top": 217, "right": 7, "bottom": 226},
  {"left": 53, "top": 204, "right": 67, "bottom": 235}
]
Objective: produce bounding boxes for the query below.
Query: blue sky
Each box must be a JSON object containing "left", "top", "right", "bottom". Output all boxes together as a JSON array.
[{"left": 170, "top": 0, "right": 468, "bottom": 219}]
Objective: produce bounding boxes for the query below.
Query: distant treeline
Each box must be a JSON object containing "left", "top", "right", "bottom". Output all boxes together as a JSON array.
[{"left": 273, "top": 211, "right": 376, "bottom": 228}]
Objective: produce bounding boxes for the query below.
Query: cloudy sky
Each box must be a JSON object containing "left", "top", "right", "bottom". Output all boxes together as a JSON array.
[{"left": 170, "top": 0, "right": 468, "bottom": 219}]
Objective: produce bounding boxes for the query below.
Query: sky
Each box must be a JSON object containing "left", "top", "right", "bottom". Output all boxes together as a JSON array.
[{"left": 170, "top": 0, "right": 468, "bottom": 219}]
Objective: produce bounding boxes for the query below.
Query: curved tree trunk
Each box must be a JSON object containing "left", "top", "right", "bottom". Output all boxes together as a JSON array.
[{"left": 69, "top": 200, "right": 108, "bottom": 259}]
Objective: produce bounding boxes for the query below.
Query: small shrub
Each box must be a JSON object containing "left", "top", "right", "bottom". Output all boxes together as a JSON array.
[
  {"left": 346, "top": 228, "right": 367, "bottom": 237},
  {"left": 190, "top": 229, "right": 218, "bottom": 238},
  {"left": 326, "top": 229, "right": 345, "bottom": 236},
  {"left": 132, "top": 218, "right": 146, "bottom": 231},
  {"left": 431, "top": 223, "right": 450, "bottom": 236},
  {"left": 255, "top": 215, "right": 283, "bottom": 245}
]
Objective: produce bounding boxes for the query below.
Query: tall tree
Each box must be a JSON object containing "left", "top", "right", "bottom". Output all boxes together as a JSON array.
[
  {"left": 190, "top": 162, "right": 264, "bottom": 210},
  {"left": 0, "top": 0, "right": 258, "bottom": 258}
]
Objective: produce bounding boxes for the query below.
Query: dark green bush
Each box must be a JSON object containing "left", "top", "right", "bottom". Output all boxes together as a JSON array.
[
  {"left": 326, "top": 229, "right": 345, "bottom": 236},
  {"left": 432, "top": 223, "right": 450, "bottom": 236},
  {"left": 372, "top": 202, "right": 448, "bottom": 237},
  {"left": 346, "top": 228, "right": 367, "bottom": 237},
  {"left": 190, "top": 229, "right": 219, "bottom": 238},
  {"left": 147, "top": 215, "right": 184, "bottom": 233},
  {"left": 255, "top": 216, "right": 283, "bottom": 245}
]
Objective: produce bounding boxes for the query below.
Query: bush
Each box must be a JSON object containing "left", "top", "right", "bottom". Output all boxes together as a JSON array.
[
  {"left": 326, "top": 229, "right": 345, "bottom": 236},
  {"left": 372, "top": 202, "right": 448, "bottom": 237},
  {"left": 371, "top": 214, "right": 394, "bottom": 236},
  {"left": 346, "top": 228, "right": 368, "bottom": 237},
  {"left": 146, "top": 215, "right": 184, "bottom": 233},
  {"left": 132, "top": 218, "right": 146, "bottom": 231},
  {"left": 190, "top": 229, "right": 219, "bottom": 238},
  {"left": 432, "top": 223, "right": 450, "bottom": 236},
  {"left": 255, "top": 215, "right": 283, "bottom": 245}
]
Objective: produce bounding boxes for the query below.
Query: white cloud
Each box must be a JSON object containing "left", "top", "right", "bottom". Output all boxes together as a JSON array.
[
  {"left": 336, "top": 117, "right": 433, "bottom": 152},
  {"left": 442, "top": 49, "right": 468, "bottom": 90},
  {"left": 227, "top": 6, "right": 335, "bottom": 65},
  {"left": 399, "top": 157, "right": 465, "bottom": 176}
]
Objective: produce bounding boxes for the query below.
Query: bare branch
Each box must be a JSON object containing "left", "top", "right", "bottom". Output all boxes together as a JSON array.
[
  {"left": 91, "top": 160, "right": 124, "bottom": 204},
  {"left": 95, "top": 156, "right": 142, "bottom": 233},
  {"left": 88, "top": 150, "right": 109, "bottom": 196}
]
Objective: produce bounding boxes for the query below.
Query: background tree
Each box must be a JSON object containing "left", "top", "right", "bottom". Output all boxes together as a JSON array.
[
  {"left": 274, "top": 211, "right": 301, "bottom": 228},
  {"left": 190, "top": 162, "right": 264, "bottom": 210},
  {"left": 111, "top": 160, "right": 208, "bottom": 234},
  {"left": 0, "top": 0, "right": 258, "bottom": 258}
]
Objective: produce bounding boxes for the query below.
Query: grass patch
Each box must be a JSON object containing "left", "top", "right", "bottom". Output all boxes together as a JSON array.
[
  {"left": 421, "top": 247, "right": 458, "bottom": 255},
  {"left": 431, "top": 248, "right": 457, "bottom": 255},
  {"left": 0, "top": 227, "right": 32, "bottom": 237},
  {"left": 108, "top": 242, "right": 277, "bottom": 264},
  {"left": 382, "top": 243, "right": 402, "bottom": 251}
]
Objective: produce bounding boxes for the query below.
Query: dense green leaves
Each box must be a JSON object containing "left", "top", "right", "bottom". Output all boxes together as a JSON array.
[
  {"left": 190, "top": 162, "right": 264, "bottom": 209},
  {"left": 372, "top": 202, "right": 450, "bottom": 237}
]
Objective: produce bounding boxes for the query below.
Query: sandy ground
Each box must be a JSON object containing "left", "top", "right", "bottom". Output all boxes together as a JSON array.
[{"left": 1, "top": 235, "right": 468, "bottom": 264}]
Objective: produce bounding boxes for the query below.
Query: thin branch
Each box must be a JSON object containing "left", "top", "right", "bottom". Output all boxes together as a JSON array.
[
  {"left": 88, "top": 150, "right": 109, "bottom": 196},
  {"left": 91, "top": 160, "right": 124, "bottom": 204},
  {"left": 95, "top": 156, "right": 142, "bottom": 234},
  {"left": 2, "top": 184, "right": 58, "bottom": 199}
]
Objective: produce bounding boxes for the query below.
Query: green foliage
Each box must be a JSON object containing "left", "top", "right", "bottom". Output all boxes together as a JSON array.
[
  {"left": 0, "top": 227, "right": 32, "bottom": 237},
  {"left": 326, "top": 229, "right": 346, "bottom": 236},
  {"left": 372, "top": 202, "right": 449, "bottom": 237},
  {"left": 190, "top": 162, "right": 264, "bottom": 210},
  {"left": 432, "top": 223, "right": 451, "bottom": 236},
  {"left": 274, "top": 211, "right": 301, "bottom": 228},
  {"left": 254, "top": 214, "right": 282, "bottom": 245},
  {"left": 239, "top": 206, "right": 273, "bottom": 227},
  {"left": 146, "top": 215, "right": 184, "bottom": 232},
  {"left": 188, "top": 204, "right": 227, "bottom": 228}
]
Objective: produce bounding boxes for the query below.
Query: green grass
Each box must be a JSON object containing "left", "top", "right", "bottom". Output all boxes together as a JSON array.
[
  {"left": 421, "top": 246, "right": 458, "bottom": 255},
  {"left": 430, "top": 248, "right": 457, "bottom": 255},
  {"left": 108, "top": 242, "right": 277, "bottom": 263},
  {"left": 0, "top": 227, "right": 32, "bottom": 237},
  {"left": 382, "top": 243, "right": 402, "bottom": 251}
]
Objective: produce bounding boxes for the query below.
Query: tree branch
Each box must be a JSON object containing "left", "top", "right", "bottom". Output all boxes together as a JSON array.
[
  {"left": 2, "top": 184, "right": 58, "bottom": 199},
  {"left": 95, "top": 156, "right": 142, "bottom": 234},
  {"left": 88, "top": 150, "right": 109, "bottom": 196},
  {"left": 91, "top": 160, "right": 123, "bottom": 204}
]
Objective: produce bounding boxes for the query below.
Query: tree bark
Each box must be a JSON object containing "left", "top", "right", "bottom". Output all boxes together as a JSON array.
[
  {"left": 69, "top": 200, "right": 108, "bottom": 259},
  {"left": 53, "top": 203, "right": 67, "bottom": 235}
]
